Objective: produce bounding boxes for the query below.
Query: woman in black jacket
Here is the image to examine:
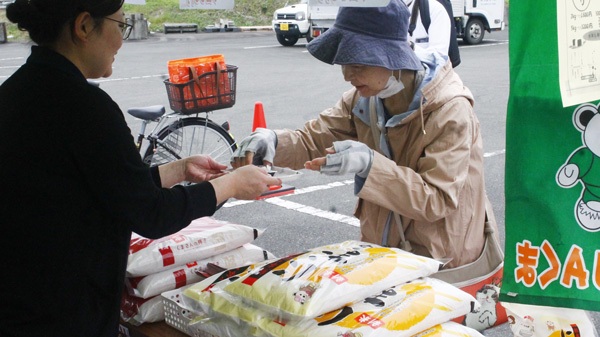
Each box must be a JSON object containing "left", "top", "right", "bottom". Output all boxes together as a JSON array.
[{"left": 0, "top": 1, "right": 280, "bottom": 336}]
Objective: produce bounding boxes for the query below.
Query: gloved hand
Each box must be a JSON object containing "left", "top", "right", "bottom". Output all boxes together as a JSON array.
[
  {"left": 230, "top": 128, "right": 277, "bottom": 168},
  {"left": 319, "top": 140, "right": 373, "bottom": 178}
]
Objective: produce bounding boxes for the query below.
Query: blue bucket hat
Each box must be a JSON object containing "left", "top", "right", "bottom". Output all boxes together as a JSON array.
[{"left": 306, "top": 0, "right": 422, "bottom": 71}]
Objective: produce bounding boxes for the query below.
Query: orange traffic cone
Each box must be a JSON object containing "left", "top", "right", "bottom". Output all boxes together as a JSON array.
[{"left": 252, "top": 101, "right": 267, "bottom": 132}]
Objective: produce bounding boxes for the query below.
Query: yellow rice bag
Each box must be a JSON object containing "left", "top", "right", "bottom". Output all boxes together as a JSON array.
[
  {"left": 183, "top": 265, "right": 266, "bottom": 337},
  {"left": 257, "top": 277, "right": 480, "bottom": 337},
  {"left": 222, "top": 241, "right": 443, "bottom": 321}
]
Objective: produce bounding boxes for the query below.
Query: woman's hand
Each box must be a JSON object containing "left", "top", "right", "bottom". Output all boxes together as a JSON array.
[
  {"left": 304, "top": 147, "right": 335, "bottom": 171},
  {"left": 304, "top": 140, "right": 373, "bottom": 178},
  {"left": 183, "top": 155, "right": 227, "bottom": 183},
  {"left": 158, "top": 155, "right": 227, "bottom": 188},
  {"left": 210, "top": 165, "right": 282, "bottom": 204}
]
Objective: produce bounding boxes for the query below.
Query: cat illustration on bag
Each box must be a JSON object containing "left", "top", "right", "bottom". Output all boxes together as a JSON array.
[{"left": 463, "top": 281, "right": 500, "bottom": 330}]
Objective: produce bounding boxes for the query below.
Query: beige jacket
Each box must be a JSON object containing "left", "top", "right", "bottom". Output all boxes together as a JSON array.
[{"left": 274, "top": 58, "right": 496, "bottom": 268}]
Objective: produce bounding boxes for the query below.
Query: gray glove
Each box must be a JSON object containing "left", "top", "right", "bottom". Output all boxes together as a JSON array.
[
  {"left": 320, "top": 140, "right": 373, "bottom": 178},
  {"left": 231, "top": 128, "right": 277, "bottom": 165}
]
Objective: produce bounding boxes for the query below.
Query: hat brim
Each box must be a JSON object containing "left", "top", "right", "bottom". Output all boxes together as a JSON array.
[{"left": 307, "top": 25, "right": 423, "bottom": 71}]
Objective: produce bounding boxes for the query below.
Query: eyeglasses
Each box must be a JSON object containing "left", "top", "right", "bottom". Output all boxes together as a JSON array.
[{"left": 104, "top": 17, "right": 133, "bottom": 40}]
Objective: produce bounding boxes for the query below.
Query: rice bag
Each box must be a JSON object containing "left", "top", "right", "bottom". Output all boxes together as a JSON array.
[
  {"left": 129, "top": 217, "right": 231, "bottom": 254},
  {"left": 412, "top": 321, "right": 485, "bottom": 337},
  {"left": 127, "top": 244, "right": 275, "bottom": 299},
  {"left": 221, "top": 241, "right": 443, "bottom": 321},
  {"left": 258, "top": 277, "right": 480, "bottom": 337},
  {"left": 127, "top": 222, "right": 262, "bottom": 277},
  {"left": 182, "top": 265, "right": 263, "bottom": 337}
]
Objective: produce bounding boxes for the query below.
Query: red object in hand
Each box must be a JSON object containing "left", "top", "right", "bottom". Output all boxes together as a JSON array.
[{"left": 256, "top": 184, "right": 294, "bottom": 199}]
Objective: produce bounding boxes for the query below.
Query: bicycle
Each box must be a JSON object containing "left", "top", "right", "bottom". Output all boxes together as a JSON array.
[{"left": 126, "top": 64, "right": 238, "bottom": 170}]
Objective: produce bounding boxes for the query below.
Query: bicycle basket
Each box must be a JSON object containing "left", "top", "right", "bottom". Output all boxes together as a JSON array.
[{"left": 164, "top": 64, "right": 238, "bottom": 114}]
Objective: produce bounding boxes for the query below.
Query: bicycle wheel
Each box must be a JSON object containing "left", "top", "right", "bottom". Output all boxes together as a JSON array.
[{"left": 143, "top": 117, "right": 237, "bottom": 167}]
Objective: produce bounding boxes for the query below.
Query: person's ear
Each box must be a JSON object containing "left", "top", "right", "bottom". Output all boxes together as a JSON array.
[{"left": 72, "top": 11, "right": 96, "bottom": 42}]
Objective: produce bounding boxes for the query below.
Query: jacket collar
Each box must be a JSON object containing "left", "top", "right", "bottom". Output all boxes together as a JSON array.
[{"left": 27, "top": 46, "right": 87, "bottom": 82}]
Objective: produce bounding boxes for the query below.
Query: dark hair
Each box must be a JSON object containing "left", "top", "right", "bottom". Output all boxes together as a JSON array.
[{"left": 6, "top": 0, "right": 124, "bottom": 46}]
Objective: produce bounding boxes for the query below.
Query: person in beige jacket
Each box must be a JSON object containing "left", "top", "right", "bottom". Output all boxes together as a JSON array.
[{"left": 232, "top": 0, "right": 497, "bottom": 272}]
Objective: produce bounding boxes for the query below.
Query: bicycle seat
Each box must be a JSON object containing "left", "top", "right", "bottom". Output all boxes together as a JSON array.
[{"left": 127, "top": 105, "right": 166, "bottom": 121}]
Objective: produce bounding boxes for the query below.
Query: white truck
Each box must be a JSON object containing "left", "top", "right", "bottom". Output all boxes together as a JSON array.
[
  {"left": 271, "top": 0, "right": 505, "bottom": 46},
  {"left": 451, "top": 0, "right": 505, "bottom": 45},
  {"left": 272, "top": 0, "right": 338, "bottom": 46}
]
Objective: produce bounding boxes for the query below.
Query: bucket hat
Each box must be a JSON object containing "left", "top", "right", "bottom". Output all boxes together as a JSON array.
[{"left": 306, "top": 0, "right": 422, "bottom": 71}]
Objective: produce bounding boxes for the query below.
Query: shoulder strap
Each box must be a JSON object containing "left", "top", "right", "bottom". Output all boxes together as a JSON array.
[
  {"left": 408, "top": 0, "right": 420, "bottom": 36},
  {"left": 369, "top": 97, "right": 380, "bottom": 151},
  {"left": 436, "top": 0, "right": 461, "bottom": 67},
  {"left": 419, "top": 0, "right": 431, "bottom": 33}
]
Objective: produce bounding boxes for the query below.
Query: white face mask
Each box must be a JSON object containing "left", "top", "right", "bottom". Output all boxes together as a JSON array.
[{"left": 376, "top": 72, "right": 405, "bottom": 99}]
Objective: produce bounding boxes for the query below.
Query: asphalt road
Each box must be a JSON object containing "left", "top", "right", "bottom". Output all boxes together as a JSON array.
[{"left": 0, "top": 27, "right": 540, "bottom": 335}]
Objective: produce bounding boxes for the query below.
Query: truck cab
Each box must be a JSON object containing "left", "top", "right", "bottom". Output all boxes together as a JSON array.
[
  {"left": 272, "top": 0, "right": 310, "bottom": 46},
  {"left": 272, "top": 0, "right": 339, "bottom": 47}
]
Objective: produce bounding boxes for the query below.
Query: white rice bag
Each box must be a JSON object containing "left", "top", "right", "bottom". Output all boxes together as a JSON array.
[
  {"left": 258, "top": 277, "right": 480, "bottom": 337},
  {"left": 127, "top": 244, "right": 275, "bottom": 299},
  {"left": 129, "top": 217, "right": 231, "bottom": 254},
  {"left": 412, "top": 321, "right": 485, "bottom": 336},
  {"left": 127, "top": 221, "right": 262, "bottom": 277},
  {"left": 221, "top": 241, "right": 443, "bottom": 321}
]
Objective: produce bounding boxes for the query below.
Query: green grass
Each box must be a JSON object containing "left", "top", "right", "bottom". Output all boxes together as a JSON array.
[
  {"left": 123, "top": 0, "right": 288, "bottom": 32},
  {"left": 1, "top": 0, "right": 288, "bottom": 41}
]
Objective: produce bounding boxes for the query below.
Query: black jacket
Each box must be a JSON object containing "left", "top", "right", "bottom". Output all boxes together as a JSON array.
[{"left": 0, "top": 46, "right": 217, "bottom": 336}]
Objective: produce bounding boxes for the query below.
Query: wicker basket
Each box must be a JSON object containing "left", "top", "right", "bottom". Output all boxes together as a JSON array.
[{"left": 164, "top": 65, "right": 237, "bottom": 115}]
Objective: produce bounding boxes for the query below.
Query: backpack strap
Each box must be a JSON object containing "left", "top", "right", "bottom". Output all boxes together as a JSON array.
[
  {"left": 419, "top": 0, "right": 431, "bottom": 33},
  {"left": 409, "top": 0, "right": 431, "bottom": 36},
  {"left": 408, "top": 0, "right": 420, "bottom": 37}
]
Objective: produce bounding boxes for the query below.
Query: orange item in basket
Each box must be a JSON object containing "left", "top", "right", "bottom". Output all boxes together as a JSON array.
[
  {"left": 167, "top": 55, "right": 231, "bottom": 110},
  {"left": 168, "top": 55, "right": 225, "bottom": 83}
]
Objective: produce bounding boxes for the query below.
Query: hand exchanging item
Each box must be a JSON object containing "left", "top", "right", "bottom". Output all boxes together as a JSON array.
[
  {"left": 231, "top": 128, "right": 277, "bottom": 168},
  {"left": 304, "top": 140, "right": 373, "bottom": 178}
]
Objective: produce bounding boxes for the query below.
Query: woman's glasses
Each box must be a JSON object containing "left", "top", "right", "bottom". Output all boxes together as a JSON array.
[{"left": 104, "top": 17, "right": 133, "bottom": 40}]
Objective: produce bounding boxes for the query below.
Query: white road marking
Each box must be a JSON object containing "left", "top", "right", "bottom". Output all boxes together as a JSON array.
[
  {"left": 461, "top": 41, "right": 508, "bottom": 49},
  {"left": 265, "top": 197, "right": 360, "bottom": 227},
  {"left": 222, "top": 179, "right": 354, "bottom": 208},
  {"left": 0, "top": 57, "right": 25, "bottom": 62},
  {"left": 95, "top": 74, "right": 167, "bottom": 83},
  {"left": 293, "top": 179, "right": 354, "bottom": 194},
  {"left": 243, "top": 45, "right": 282, "bottom": 49},
  {"left": 243, "top": 40, "right": 509, "bottom": 51},
  {"left": 484, "top": 149, "right": 506, "bottom": 158}
]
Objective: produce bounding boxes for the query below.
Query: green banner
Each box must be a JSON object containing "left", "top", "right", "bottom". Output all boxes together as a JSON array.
[{"left": 500, "top": 0, "right": 600, "bottom": 310}]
